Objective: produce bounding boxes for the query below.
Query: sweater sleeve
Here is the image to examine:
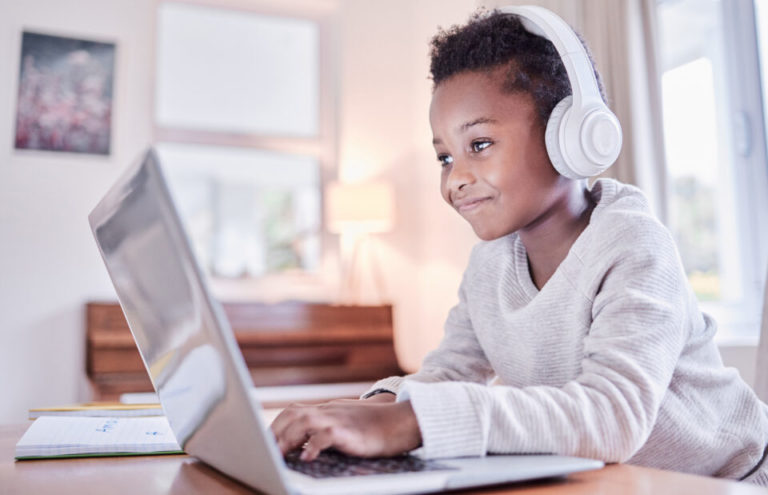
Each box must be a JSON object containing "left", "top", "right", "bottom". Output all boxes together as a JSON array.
[
  {"left": 363, "top": 247, "right": 496, "bottom": 399},
  {"left": 399, "top": 224, "right": 690, "bottom": 461}
]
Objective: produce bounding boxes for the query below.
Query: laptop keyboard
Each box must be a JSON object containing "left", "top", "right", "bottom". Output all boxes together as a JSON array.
[{"left": 284, "top": 449, "right": 456, "bottom": 479}]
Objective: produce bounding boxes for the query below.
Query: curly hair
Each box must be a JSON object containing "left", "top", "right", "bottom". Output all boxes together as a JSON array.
[{"left": 429, "top": 9, "right": 605, "bottom": 126}]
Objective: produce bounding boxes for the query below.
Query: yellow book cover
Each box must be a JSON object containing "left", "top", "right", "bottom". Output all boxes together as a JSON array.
[{"left": 29, "top": 402, "right": 162, "bottom": 419}]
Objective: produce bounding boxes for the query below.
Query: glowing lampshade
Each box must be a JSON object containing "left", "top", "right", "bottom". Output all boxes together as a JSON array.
[{"left": 325, "top": 181, "right": 395, "bottom": 234}]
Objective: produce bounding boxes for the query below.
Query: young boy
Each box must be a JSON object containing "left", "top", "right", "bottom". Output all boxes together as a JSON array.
[{"left": 270, "top": 8, "right": 768, "bottom": 483}]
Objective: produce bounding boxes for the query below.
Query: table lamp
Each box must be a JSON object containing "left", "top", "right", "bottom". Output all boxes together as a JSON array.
[{"left": 325, "top": 181, "right": 394, "bottom": 304}]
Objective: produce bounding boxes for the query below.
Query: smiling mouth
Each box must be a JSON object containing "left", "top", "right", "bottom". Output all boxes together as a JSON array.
[{"left": 454, "top": 197, "right": 491, "bottom": 213}]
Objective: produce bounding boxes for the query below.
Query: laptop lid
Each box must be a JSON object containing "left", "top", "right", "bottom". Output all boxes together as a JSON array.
[{"left": 88, "top": 148, "right": 292, "bottom": 495}]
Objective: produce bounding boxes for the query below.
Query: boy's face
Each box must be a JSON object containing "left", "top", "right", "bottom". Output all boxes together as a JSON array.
[{"left": 430, "top": 69, "right": 565, "bottom": 241}]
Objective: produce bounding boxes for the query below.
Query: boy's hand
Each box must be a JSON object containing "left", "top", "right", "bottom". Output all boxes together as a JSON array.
[{"left": 270, "top": 399, "right": 421, "bottom": 461}]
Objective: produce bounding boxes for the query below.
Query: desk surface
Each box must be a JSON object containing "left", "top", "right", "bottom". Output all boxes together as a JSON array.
[{"left": 3, "top": 423, "right": 766, "bottom": 495}]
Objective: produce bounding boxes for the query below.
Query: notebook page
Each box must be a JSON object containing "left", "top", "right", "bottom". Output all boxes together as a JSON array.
[{"left": 15, "top": 416, "right": 181, "bottom": 458}]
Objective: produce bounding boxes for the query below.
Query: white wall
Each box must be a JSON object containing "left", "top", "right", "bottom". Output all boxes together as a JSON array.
[
  {"left": 0, "top": 0, "right": 155, "bottom": 422},
  {"left": 336, "top": 0, "right": 478, "bottom": 372}
]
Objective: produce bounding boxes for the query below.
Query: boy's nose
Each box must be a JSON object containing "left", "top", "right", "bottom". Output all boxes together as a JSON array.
[{"left": 445, "top": 160, "right": 475, "bottom": 193}]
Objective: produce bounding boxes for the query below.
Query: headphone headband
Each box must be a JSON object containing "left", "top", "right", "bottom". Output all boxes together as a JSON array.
[{"left": 497, "top": 6, "right": 603, "bottom": 110}]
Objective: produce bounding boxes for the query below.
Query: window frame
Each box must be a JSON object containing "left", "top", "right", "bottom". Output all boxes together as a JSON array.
[
  {"left": 656, "top": 0, "right": 768, "bottom": 342},
  {"left": 713, "top": 0, "right": 768, "bottom": 341},
  {"left": 151, "top": 0, "right": 339, "bottom": 298}
]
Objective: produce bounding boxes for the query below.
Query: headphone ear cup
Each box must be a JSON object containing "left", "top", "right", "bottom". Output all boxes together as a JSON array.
[{"left": 545, "top": 96, "right": 580, "bottom": 179}]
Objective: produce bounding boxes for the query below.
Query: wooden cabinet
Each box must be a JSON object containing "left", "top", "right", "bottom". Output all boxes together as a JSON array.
[{"left": 86, "top": 301, "right": 402, "bottom": 400}]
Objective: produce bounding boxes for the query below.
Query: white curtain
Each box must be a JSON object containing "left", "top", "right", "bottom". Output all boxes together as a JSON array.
[{"left": 479, "top": 0, "right": 669, "bottom": 222}]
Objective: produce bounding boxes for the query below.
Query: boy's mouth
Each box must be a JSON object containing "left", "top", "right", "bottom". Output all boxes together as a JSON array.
[{"left": 454, "top": 196, "right": 491, "bottom": 213}]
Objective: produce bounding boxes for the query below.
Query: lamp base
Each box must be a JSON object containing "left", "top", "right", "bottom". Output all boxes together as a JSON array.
[{"left": 338, "top": 233, "right": 388, "bottom": 305}]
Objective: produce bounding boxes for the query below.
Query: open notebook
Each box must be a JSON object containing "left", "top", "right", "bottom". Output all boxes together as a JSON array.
[{"left": 15, "top": 416, "right": 182, "bottom": 459}]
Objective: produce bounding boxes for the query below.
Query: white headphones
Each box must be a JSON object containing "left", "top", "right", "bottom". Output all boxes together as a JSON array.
[{"left": 497, "top": 6, "right": 623, "bottom": 179}]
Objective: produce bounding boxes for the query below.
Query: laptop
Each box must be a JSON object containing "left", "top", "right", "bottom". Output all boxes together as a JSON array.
[{"left": 88, "top": 148, "right": 603, "bottom": 495}]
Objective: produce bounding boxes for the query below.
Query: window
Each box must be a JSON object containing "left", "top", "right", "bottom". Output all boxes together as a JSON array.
[
  {"left": 153, "top": 1, "right": 335, "bottom": 281},
  {"left": 657, "top": 0, "right": 768, "bottom": 340},
  {"left": 159, "top": 143, "right": 321, "bottom": 278}
]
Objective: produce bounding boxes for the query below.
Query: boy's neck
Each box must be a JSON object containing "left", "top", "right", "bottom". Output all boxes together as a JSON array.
[{"left": 519, "top": 180, "right": 595, "bottom": 290}]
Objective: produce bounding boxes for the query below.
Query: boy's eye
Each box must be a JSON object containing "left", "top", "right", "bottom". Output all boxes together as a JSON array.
[
  {"left": 471, "top": 140, "right": 492, "bottom": 153},
  {"left": 437, "top": 154, "right": 453, "bottom": 167}
]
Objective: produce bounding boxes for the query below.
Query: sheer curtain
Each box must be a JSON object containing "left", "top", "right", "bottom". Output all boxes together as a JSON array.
[{"left": 480, "top": 0, "right": 669, "bottom": 222}]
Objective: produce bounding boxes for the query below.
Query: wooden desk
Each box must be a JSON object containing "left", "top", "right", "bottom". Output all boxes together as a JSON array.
[
  {"left": 86, "top": 301, "right": 402, "bottom": 400},
  {"left": 3, "top": 423, "right": 766, "bottom": 495}
]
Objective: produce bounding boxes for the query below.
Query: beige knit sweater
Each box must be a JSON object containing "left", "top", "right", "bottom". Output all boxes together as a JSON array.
[{"left": 366, "top": 179, "right": 768, "bottom": 484}]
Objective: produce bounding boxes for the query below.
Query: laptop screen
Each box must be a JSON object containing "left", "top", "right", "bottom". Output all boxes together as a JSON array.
[{"left": 88, "top": 149, "right": 290, "bottom": 494}]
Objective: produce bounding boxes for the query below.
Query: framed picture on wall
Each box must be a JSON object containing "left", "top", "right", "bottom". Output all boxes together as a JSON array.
[{"left": 13, "top": 31, "right": 116, "bottom": 155}]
